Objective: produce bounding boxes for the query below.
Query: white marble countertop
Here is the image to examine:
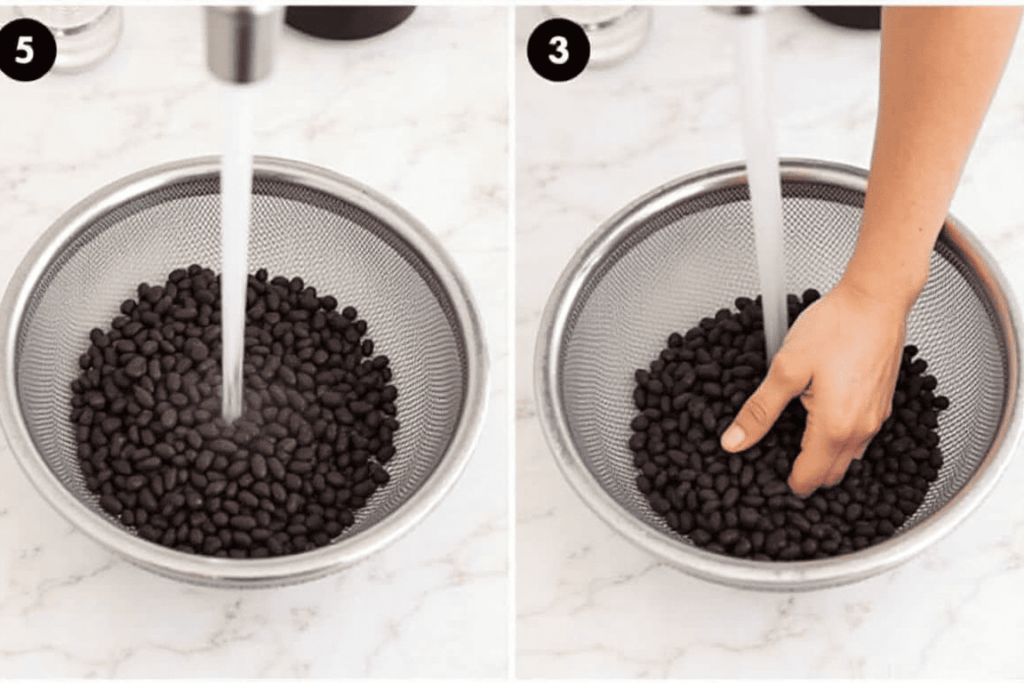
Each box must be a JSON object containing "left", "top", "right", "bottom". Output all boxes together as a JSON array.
[
  {"left": 0, "top": 6, "right": 507, "bottom": 678},
  {"left": 516, "top": 6, "right": 1024, "bottom": 678}
]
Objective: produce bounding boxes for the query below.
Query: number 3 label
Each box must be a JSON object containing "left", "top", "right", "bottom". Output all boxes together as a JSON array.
[
  {"left": 527, "top": 18, "right": 590, "bottom": 83},
  {"left": 15, "top": 35, "right": 33, "bottom": 64},
  {"left": 548, "top": 35, "right": 568, "bottom": 65}
]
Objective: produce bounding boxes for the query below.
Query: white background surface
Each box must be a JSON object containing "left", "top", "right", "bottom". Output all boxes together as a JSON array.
[
  {"left": 5, "top": 3, "right": 1024, "bottom": 679},
  {"left": 516, "top": 5, "right": 1024, "bottom": 678},
  {"left": 0, "top": 6, "right": 507, "bottom": 678}
]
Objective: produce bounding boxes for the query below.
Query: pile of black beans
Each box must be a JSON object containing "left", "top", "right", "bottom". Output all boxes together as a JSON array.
[
  {"left": 70, "top": 264, "right": 399, "bottom": 558},
  {"left": 630, "top": 290, "right": 949, "bottom": 561}
]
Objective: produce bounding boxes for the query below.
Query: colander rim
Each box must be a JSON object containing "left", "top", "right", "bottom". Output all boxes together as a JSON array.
[
  {"left": 534, "top": 157, "right": 1024, "bottom": 591},
  {"left": 0, "top": 155, "right": 490, "bottom": 588}
]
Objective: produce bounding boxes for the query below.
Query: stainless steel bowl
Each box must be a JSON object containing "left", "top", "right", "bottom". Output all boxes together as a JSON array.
[
  {"left": 535, "top": 159, "right": 1023, "bottom": 591},
  {"left": 0, "top": 156, "right": 488, "bottom": 588}
]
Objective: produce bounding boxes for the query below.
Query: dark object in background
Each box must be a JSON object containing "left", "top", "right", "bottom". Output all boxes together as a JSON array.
[
  {"left": 285, "top": 6, "right": 416, "bottom": 41},
  {"left": 804, "top": 6, "right": 881, "bottom": 31},
  {"left": 629, "top": 290, "right": 948, "bottom": 562},
  {"left": 70, "top": 265, "right": 400, "bottom": 559}
]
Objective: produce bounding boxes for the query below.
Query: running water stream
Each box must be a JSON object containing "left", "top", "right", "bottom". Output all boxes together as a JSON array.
[
  {"left": 736, "top": 9, "right": 788, "bottom": 363},
  {"left": 219, "top": 83, "right": 254, "bottom": 424}
]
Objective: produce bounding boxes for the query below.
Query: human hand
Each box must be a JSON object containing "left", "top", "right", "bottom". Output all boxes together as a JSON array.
[{"left": 719, "top": 280, "right": 908, "bottom": 497}]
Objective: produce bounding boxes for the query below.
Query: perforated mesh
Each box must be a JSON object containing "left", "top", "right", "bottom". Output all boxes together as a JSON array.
[
  {"left": 558, "top": 180, "right": 1009, "bottom": 544},
  {"left": 15, "top": 173, "right": 469, "bottom": 540}
]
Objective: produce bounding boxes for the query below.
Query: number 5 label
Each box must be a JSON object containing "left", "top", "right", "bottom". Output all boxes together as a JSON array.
[
  {"left": 0, "top": 18, "right": 56, "bottom": 81},
  {"left": 15, "top": 35, "right": 33, "bottom": 64}
]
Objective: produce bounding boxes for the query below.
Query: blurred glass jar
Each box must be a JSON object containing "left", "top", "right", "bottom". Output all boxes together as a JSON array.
[
  {"left": 12, "top": 6, "right": 123, "bottom": 74},
  {"left": 540, "top": 6, "right": 652, "bottom": 69}
]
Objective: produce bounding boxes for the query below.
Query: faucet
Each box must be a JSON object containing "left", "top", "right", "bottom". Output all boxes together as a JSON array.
[
  {"left": 710, "top": 6, "right": 762, "bottom": 17},
  {"left": 204, "top": 6, "right": 283, "bottom": 84}
]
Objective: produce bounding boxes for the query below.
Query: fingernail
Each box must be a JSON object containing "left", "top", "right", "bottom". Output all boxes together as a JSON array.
[{"left": 721, "top": 425, "right": 744, "bottom": 451}]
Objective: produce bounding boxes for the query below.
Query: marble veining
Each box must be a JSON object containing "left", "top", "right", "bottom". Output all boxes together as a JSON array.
[
  {"left": 0, "top": 6, "right": 507, "bottom": 678},
  {"left": 517, "top": 5, "right": 1024, "bottom": 678}
]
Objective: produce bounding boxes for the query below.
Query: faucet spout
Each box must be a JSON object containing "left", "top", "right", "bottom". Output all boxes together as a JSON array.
[{"left": 205, "top": 6, "right": 283, "bottom": 84}]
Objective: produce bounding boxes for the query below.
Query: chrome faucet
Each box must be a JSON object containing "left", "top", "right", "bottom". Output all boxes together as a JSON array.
[{"left": 204, "top": 6, "right": 283, "bottom": 84}]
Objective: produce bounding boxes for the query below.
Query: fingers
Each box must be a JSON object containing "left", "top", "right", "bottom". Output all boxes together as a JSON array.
[
  {"left": 822, "top": 453, "right": 855, "bottom": 490},
  {"left": 822, "top": 438, "right": 871, "bottom": 488},
  {"left": 721, "top": 354, "right": 810, "bottom": 453},
  {"left": 787, "top": 420, "right": 838, "bottom": 497},
  {"left": 792, "top": 429, "right": 872, "bottom": 497}
]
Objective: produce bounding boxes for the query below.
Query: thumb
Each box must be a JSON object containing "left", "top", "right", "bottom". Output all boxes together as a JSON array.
[{"left": 721, "top": 355, "right": 809, "bottom": 452}]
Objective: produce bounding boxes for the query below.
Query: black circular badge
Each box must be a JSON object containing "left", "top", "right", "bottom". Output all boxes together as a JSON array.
[
  {"left": 527, "top": 18, "right": 589, "bottom": 83},
  {"left": 0, "top": 18, "right": 57, "bottom": 82}
]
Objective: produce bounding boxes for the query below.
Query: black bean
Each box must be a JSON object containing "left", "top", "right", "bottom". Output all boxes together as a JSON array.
[
  {"left": 706, "top": 510, "right": 723, "bottom": 533},
  {"left": 897, "top": 499, "right": 918, "bottom": 515},
  {"left": 694, "top": 363, "right": 720, "bottom": 381},
  {"left": 718, "top": 528, "right": 741, "bottom": 547},
  {"left": 125, "top": 356, "right": 147, "bottom": 379},
  {"left": 185, "top": 338, "right": 209, "bottom": 361},
  {"left": 238, "top": 491, "right": 259, "bottom": 508},
  {"left": 844, "top": 503, "right": 863, "bottom": 522},
  {"left": 350, "top": 401, "right": 373, "bottom": 415},
  {"left": 124, "top": 474, "right": 148, "bottom": 491},
  {"left": 778, "top": 544, "right": 801, "bottom": 561},
  {"left": 100, "top": 494, "right": 123, "bottom": 515},
  {"left": 186, "top": 489, "right": 203, "bottom": 510},
  {"left": 789, "top": 512, "right": 811, "bottom": 533},
  {"left": 630, "top": 292, "right": 948, "bottom": 561},
  {"left": 230, "top": 515, "right": 257, "bottom": 531},
  {"left": 251, "top": 453, "right": 268, "bottom": 480},
  {"left": 270, "top": 482, "right": 287, "bottom": 503},
  {"left": 637, "top": 475, "right": 652, "bottom": 495},
  {"left": 226, "top": 460, "right": 249, "bottom": 479},
  {"left": 133, "top": 386, "right": 155, "bottom": 409},
  {"left": 353, "top": 480, "right": 376, "bottom": 497},
  {"left": 205, "top": 480, "right": 227, "bottom": 497},
  {"left": 689, "top": 529, "right": 711, "bottom": 546},
  {"left": 209, "top": 439, "right": 238, "bottom": 454},
  {"left": 722, "top": 487, "right": 740, "bottom": 508},
  {"left": 764, "top": 529, "right": 787, "bottom": 556},
  {"left": 159, "top": 409, "right": 178, "bottom": 430},
  {"left": 649, "top": 493, "right": 671, "bottom": 515},
  {"left": 854, "top": 520, "right": 876, "bottom": 538},
  {"left": 741, "top": 494, "right": 765, "bottom": 507},
  {"left": 278, "top": 366, "right": 297, "bottom": 386},
  {"left": 73, "top": 266, "right": 401, "bottom": 558},
  {"left": 136, "top": 456, "right": 162, "bottom": 472}
]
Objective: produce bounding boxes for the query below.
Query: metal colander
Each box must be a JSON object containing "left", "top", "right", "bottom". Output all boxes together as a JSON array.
[
  {"left": 536, "top": 159, "right": 1023, "bottom": 591},
  {"left": 0, "top": 156, "right": 488, "bottom": 588}
]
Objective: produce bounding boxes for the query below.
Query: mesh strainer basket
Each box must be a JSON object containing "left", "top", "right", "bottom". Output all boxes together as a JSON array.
[
  {"left": 535, "top": 159, "right": 1023, "bottom": 591},
  {"left": 0, "top": 156, "right": 488, "bottom": 588}
]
